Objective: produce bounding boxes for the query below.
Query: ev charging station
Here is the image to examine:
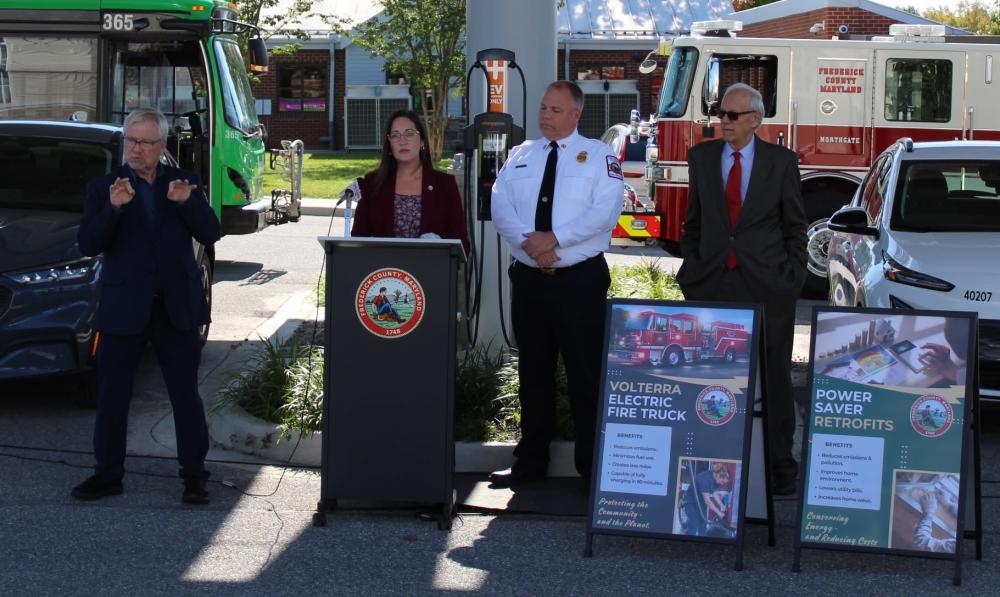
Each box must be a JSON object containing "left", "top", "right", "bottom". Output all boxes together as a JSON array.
[{"left": 464, "top": 0, "right": 555, "bottom": 349}]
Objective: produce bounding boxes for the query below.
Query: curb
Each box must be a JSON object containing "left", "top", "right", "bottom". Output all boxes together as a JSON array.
[{"left": 300, "top": 197, "right": 341, "bottom": 218}]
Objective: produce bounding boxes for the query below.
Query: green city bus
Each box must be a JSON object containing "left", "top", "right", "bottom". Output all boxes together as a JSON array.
[{"left": 0, "top": 0, "right": 292, "bottom": 236}]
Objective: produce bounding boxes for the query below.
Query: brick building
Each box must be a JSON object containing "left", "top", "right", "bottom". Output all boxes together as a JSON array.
[
  {"left": 253, "top": 1, "right": 964, "bottom": 150},
  {"left": 732, "top": 0, "right": 967, "bottom": 40}
]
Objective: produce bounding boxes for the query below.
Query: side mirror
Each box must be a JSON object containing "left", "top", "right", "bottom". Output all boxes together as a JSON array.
[
  {"left": 827, "top": 207, "right": 880, "bottom": 238},
  {"left": 703, "top": 57, "right": 720, "bottom": 114},
  {"left": 249, "top": 36, "right": 269, "bottom": 74}
]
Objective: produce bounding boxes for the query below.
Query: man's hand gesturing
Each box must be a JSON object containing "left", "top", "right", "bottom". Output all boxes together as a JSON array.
[
  {"left": 109, "top": 177, "right": 135, "bottom": 208},
  {"left": 167, "top": 179, "right": 198, "bottom": 203}
]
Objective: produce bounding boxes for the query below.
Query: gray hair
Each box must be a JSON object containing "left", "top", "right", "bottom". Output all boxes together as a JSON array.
[
  {"left": 123, "top": 108, "right": 168, "bottom": 141},
  {"left": 546, "top": 80, "right": 585, "bottom": 111},
  {"left": 722, "top": 83, "right": 765, "bottom": 117}
]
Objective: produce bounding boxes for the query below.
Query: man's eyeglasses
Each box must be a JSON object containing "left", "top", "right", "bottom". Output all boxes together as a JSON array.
[
  {"left": 388, "top": 130, "right": 420, "bottom": 142},
  {"left": 711, "top": 108, "right": 756, "bottom": 121},
  {"left": 124, "top": 136, "right": 162, "bottom": 148}
]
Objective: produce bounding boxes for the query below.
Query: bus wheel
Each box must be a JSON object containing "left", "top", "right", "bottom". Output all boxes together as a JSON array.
[{"left": 198, "top": 253, "right": 213, "bottom": 345}]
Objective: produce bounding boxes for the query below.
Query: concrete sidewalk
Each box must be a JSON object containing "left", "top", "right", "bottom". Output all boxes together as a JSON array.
[{"left": 2, "top": 214, "right": 999, "bottom": 594}]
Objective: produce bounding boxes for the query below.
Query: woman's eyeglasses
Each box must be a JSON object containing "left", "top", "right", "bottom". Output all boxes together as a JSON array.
[{"left": 388, "top": 130, "right": 420, "bottom": 142}]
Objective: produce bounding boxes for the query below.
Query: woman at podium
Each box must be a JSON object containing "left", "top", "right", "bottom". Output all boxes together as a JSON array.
[{"left": 352, "top": 109, "right": 469, "bottom": 253}]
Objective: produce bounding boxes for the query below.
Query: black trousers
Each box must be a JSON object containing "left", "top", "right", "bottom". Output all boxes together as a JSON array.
[
  {"left": 509, "top": 256, "right": 610, "bottom": 478},
  {"left": 718, "top": 268, "right": 798, "bottom": 481},
  {"left": 93, "top": 297, "right": 209, "bottom": 481}
]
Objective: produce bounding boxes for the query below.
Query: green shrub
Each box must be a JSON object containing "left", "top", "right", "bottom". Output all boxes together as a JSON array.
[
  {"left": 226, "top": 263, "right": 679, "bottom": 442},
  {"left": 213, "top": 336, "right": 324, "bottom": 441}
]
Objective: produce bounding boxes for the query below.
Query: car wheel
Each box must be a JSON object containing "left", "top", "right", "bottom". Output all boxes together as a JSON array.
[{"left": 198, "top": 252, "right": 213, "bottom": 345}]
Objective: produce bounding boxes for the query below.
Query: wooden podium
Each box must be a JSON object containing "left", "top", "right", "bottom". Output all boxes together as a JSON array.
[{"left": 313, "top": 237, "right": 465, "bottom": 529}]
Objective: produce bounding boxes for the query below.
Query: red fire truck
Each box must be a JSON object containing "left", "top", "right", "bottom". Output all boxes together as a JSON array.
[
  {"left": 622, "top": 21, "right": 1000, "bottom": 295},
  {"left": 616, "top": 311, "right": 750, "bottom": 367}
]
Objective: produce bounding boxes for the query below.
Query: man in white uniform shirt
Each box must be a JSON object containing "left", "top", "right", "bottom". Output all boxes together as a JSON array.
[{"left": 490, "top": 81, "right": 624, "bottom": 486}]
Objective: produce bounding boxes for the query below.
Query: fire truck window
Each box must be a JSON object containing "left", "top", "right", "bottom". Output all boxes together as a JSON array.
[
  {"left": 703, "top": 54, "right": 778, "bottom": 118},
  {"left": 684, "top": 320, "right": 694, "bottom": 332},
  {"left": 655, "top": 318, "right": 668, "bottom": 332},
  {"left": 884, "top": 59, "right": 952, "bottom": 122}
]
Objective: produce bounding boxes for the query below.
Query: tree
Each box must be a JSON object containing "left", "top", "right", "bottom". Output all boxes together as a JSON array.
[
  {"left": 731, "top": 0, "right": 780, "bottom": 10},
  {"left": 237, "top": 0, "right": 317, "bottom": 62},
  {"left": 333, "top": 0, "right": 466, "bottom": 160},
  {"left": 923, "top": 1, "right": 1000, "bottom": 34}
]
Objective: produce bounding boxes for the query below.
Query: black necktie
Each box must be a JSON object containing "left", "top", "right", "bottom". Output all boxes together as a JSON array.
[{"left": 534, "top": 140, "right": 559, "bottom": 231}]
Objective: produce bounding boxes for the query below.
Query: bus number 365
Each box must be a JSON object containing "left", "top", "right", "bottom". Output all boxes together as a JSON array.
[{"left": 102, "top": 14, "right": 134, "bottom": 31}]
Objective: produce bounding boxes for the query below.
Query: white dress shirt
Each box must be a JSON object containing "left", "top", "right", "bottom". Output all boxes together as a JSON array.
[{"left": 491, "top": 130, "right": 624, "bottom": 267}]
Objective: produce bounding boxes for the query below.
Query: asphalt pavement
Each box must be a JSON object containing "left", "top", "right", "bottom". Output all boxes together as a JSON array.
[{"left": 2, "top": 208, "right": 999, "bottom": 595}]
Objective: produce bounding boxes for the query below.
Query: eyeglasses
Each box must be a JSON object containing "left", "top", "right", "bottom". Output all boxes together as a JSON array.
[
  {"left": 124, "top": 136, "right": 162, "bottom": 148},
  {"left": 387, "top": 130, "right": 420, "bottom": 142},
  {"left": 711, "top": 108, "right": 757, "bottom": 121}
]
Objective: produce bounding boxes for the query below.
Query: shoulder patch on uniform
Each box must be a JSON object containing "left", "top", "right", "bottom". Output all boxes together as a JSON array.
[{"left": 606, "top": 155, "right": 623, "bottom": 180}]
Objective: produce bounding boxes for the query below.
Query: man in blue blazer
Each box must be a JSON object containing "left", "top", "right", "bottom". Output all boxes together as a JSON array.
[
  {"left": 677, "top": 84, "right": 808, "bottom": 496},
  {"left": 72, "top": 109, "right": 221, "bottom": 504}
]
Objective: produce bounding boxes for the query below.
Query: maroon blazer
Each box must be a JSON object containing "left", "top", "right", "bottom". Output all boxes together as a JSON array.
[{"left": 351, "top": 165, "right": 470, "bottom": 253}]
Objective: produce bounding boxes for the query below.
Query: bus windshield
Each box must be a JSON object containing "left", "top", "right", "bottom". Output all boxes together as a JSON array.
[
  {"left": 657, "top": 47, "right": 698, "bottom": 118},
  {"left": 214, "top": 39, "right": 258, "bottom": 134},
  {"left": 0, "top": 36, "right": 97, "bottom": 120},
  {"left": 109, "top": 41, "right": 208, "bottom": 131}
]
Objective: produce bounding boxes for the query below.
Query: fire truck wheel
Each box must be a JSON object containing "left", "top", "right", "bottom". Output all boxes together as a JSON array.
[
  {"left": 665, "top": 347, "right": 683, "bottom": 367},
  {"left": 724, "top": 348, "right": 736, "bottom": 364}
]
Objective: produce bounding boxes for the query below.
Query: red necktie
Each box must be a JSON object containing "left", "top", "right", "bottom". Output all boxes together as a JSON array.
[{"left": 725, "top": 150, "right": 741, "bottom": 269}]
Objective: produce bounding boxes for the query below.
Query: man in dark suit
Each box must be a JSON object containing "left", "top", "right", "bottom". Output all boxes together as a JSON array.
[
  {"left": 676, "top": 83, "right": 807, "bottom": 495},
  {"left": 72, "top": 108, "right": 221, "bottom": 504}
]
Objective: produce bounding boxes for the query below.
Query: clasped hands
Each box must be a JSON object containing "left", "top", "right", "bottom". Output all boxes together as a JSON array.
[
  {"left": 109, "top": 177, "right": 199, "bottom": 207},
  {"left": 521, "top": 231, "right": 559, "bottom": 268}
]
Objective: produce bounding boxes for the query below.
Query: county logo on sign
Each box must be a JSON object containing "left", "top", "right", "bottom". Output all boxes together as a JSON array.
[
  {"left": 909, "top": 395, "right": 954, "bottom": 437},
  {"left": 355, "top": 268, "right": 425, "bottom": 338},
  {"left": 696, "top": 386, "right": 737, "bottom": 426}
]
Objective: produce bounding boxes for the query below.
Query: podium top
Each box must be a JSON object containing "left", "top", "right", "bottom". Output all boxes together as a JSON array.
[{"left": 317, "top": 236, "right": 466, "bottom": 263}]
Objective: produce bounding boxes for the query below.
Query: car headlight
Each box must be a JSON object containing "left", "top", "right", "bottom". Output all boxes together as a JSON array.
[
  {"left": 882, "top": 253, "right": 954, "bottom": 292},
  {"left": 4, "top": 257, "right": 98, "bottom": 285}
]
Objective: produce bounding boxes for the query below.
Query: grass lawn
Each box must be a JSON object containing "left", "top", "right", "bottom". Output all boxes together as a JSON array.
[{"left": 263, "top": 151, "right": 455, "bottom": 199}]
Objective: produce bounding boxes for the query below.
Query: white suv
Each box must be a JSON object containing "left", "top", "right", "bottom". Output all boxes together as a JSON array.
[{"left": 826, "top": 139, "right": 1000, "bottom": 398}]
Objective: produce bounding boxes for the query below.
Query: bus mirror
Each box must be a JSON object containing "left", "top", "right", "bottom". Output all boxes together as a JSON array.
[
  {"left": 704, "top": 57, "right": 720, "bottom": 113},
  {"left": 249, "top": 37, "right": 269, "bottom": 74}
]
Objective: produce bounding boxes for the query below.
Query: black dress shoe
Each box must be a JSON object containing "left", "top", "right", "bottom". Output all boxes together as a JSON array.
[
  {"left": 72, "top": 474, "right": 124, "bottom": 501},
  {"left": 488, "top": 466, "right": 547, "bottom": 487},
  {"left": 182, "top": 478, "right": 210, "bottom": 505}
]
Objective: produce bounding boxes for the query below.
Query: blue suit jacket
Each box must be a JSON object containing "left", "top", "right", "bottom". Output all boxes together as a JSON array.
[{"left": 78, "top": 164, "right": 221, "bottom": 335}]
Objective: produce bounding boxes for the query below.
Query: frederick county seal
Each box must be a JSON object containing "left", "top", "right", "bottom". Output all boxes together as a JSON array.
[
  {"left": 355, "top": 268, "right": 425, "bottom": 338},
  {"left": 910, "top": 394, "right": 953, "bottom": 437},
  {"left": 696, "top": 385, "right": 737, "bottom": 426}
]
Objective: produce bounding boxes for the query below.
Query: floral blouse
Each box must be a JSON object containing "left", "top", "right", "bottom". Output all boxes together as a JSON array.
[{"left": 393, "top": 192, "right": 422, "bottom": 238}]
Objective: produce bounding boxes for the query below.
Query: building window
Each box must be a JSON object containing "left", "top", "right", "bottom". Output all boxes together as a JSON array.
[
  {"left": 576, "top": 65, "right": 625, "bottom": 81},
  {"left": 278, "top": 65, "right": 326, "bottom": 112},
  {"left": 884, "top": 59, "right": 952, "bottom": 122},
  {"left": 0, "top": 38, "right": 10, "bottom": 104}
]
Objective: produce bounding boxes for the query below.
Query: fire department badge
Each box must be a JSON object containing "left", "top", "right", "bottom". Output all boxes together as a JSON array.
[
  {"left": 910, "top": 395, "right": 953, "bottom": 438},
  {"left": 355, "top": 268, "right": 425, "bottom": 338},
  {"left": 576, "top": 150, "right": 588, "bottom": 163},
  {"left": 696, "top": 385, "right": 737, "bottom": 426},
  {"left": 606, "top": 155, "right": 623, "bottom": 179}
]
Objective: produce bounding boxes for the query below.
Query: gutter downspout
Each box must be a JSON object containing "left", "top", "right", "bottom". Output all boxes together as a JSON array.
[
  {"left": 563, "top": 39, "right": 570, "bottom": 81},
  {"left": 328, "top": 34, "right": 336, "bottom": 151}
]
